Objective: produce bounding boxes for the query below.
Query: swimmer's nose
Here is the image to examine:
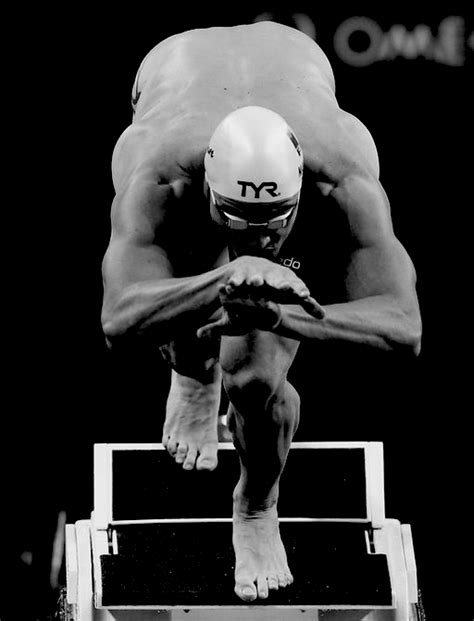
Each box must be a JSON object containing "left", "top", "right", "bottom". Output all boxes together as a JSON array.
[
  {"left": 256, "top": 234, "right": 272, "bottom": 249},
  {"left": 239, "top": 231, "right": 275, "bottom": 257}
]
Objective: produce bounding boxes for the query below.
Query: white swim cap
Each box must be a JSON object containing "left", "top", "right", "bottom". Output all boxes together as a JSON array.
[{"left": 204, "top": 106, "right": 303, "bottom": 204}]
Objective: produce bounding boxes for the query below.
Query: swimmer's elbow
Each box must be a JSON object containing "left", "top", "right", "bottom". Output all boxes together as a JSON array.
[
  {"left": 405, "top": 308, "right": 422, "bottom": 356},
  {"left": 101, "top": 299, "right": 135, "bottom": 345},
  {"left": 409, "top": 327, "right": 422, "bottom": 356},
  {"left": 386, "top": 312, "right": 422, "bottom": 357},
  {"left": 394, "top": 330, "right": 421, "bottom": 357},
  {"left": 410, "top": 324, "right": 422, "bottom": 356},
  {"left": 101, "top": 313, "right": 142, "bottom": 351},
  {"left": 101, "top": 299, "right": 172, "bottom": 349},
  {"left": 101, "top": 311, "right": 126, "bottom": 347}
]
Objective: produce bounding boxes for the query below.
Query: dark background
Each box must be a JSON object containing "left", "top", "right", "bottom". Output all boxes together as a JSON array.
[{"left": 4, "top": 5, "right": 472, "bottom": 620}]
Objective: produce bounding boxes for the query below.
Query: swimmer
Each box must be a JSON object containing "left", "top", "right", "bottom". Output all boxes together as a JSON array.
[{"left": 101, "top": 22, "right": 421, "bottom": 602}]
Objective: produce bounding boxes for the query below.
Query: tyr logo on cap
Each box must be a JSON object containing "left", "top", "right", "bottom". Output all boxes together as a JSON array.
[{"left": 237, "top": 181, "right": 280, "bottom": 199}]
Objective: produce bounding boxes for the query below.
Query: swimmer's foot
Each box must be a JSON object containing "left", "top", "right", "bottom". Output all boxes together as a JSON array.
[
  {"left": 162, "top": 369, "right": 221, "bottom": 471},
  {"left": 233, "top": 495, "right": 293, "bottom": 602}
]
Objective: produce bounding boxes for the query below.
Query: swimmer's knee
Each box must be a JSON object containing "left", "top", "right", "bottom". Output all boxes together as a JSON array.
[
  {"left": 220, "top": 331, "right": 298, "bottom": 374},
  {"left": 224, "top": 371, "right": 300, "bottom": 429},
  {"left": 223, "top": 366, "right": 284, "bottom": 411},
  {"left": 220, "top": 332, "right": 299, "bottom": 410}
]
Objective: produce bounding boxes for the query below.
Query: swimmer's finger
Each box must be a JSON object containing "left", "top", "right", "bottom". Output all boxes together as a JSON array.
[
  {"left": 248, "top": 274, "right": 265, "bottom": 286},
  {"left": 226, "top": 275, "right": 264, "bottom": 290},
  {"left": 227, "top": 274, "right": 245, "bottom": 288},
  {"left": 273, "top": 280, "right": 310, "bottom": 298},
  {"left": 197, "top": 316, "right": 228, "bottom": 339},
  {"left": 268, "top": 286, "right": 312, "bottom": 306},
  {"left": 219, "top": 283, "right": 237, "bottom": 298},
  {"left": 300, "top": 296, "right": 325, "bottom": 319}
]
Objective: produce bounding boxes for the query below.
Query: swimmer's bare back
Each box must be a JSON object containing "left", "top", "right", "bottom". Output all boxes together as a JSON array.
[{"left": 111, "top": 21, "right": 380, "bottom": 195}]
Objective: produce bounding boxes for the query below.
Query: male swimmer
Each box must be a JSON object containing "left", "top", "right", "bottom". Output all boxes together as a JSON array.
[{"left": 102, "top": 22, "right": 421, "bottom": 602}]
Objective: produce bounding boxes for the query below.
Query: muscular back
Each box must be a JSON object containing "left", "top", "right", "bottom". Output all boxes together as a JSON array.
[{"left": 111, "top": 22, "right": 379, "bottom": 191}]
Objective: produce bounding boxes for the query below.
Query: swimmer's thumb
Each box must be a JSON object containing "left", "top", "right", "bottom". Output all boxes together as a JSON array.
[{"left": 196, "top": 317, "right": 228, "bottom": 339}]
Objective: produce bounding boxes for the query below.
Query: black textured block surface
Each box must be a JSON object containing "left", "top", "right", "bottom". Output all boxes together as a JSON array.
[
  {"left": 100, "top": 522, "right": 391, "bottom": 607},
  {"left": 111, "top": 447, "right": 367, "bottom": 520}
]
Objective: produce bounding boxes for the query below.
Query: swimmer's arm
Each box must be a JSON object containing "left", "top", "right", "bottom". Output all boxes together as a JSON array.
[
  {"left": 102, "top": 246, "right": 228, "bottom": 347},
  {"left": 101, "top": 179, "right": 228, "bottom": 347},
  {"left": 274, "top": 174, "right": 422, "bottom": 354}
]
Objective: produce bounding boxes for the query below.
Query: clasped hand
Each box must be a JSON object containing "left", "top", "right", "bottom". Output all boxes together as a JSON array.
[{"left": 196, "top": 257, "right": 324, "bottom": 339}]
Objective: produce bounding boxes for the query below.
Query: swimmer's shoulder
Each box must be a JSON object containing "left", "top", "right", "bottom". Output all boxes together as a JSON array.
[
  {"left": 340, "top": 111, "right": 380, "bottom": 179},
  {"left": 301, "top": 106, "right": 381, "bottom": 189},
  {"left": 112, "top": 121, "right": 207, "bottom": 192},
  {"left": 248, "top": 21, "right": 336, "bottom": 90}
]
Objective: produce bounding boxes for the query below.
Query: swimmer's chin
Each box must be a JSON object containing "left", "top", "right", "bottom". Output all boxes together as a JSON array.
[{"left": 231, "top": 247, "right": 278, "bottom": 259}]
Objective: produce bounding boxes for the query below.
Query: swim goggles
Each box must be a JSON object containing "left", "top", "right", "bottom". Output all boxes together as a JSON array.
[{"left": 210, "top": 188, "right": 299, "bottom": 230}]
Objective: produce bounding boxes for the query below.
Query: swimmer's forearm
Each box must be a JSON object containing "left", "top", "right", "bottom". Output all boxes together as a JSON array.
[
  {"left": 102, "top": 266, "right": 229, "bottom": 345},
  {"left": 275, "top": 296, "right": 421, "bottom": 354}
]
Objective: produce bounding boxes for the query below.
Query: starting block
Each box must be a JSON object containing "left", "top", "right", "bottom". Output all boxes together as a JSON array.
[{"left": 65, "top": 442, "right": 422, "bottom": 620}]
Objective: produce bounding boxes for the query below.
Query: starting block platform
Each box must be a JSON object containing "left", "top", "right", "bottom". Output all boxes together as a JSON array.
[{"left": 64, "top": 442, "right": 422, "bottom": 620}]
